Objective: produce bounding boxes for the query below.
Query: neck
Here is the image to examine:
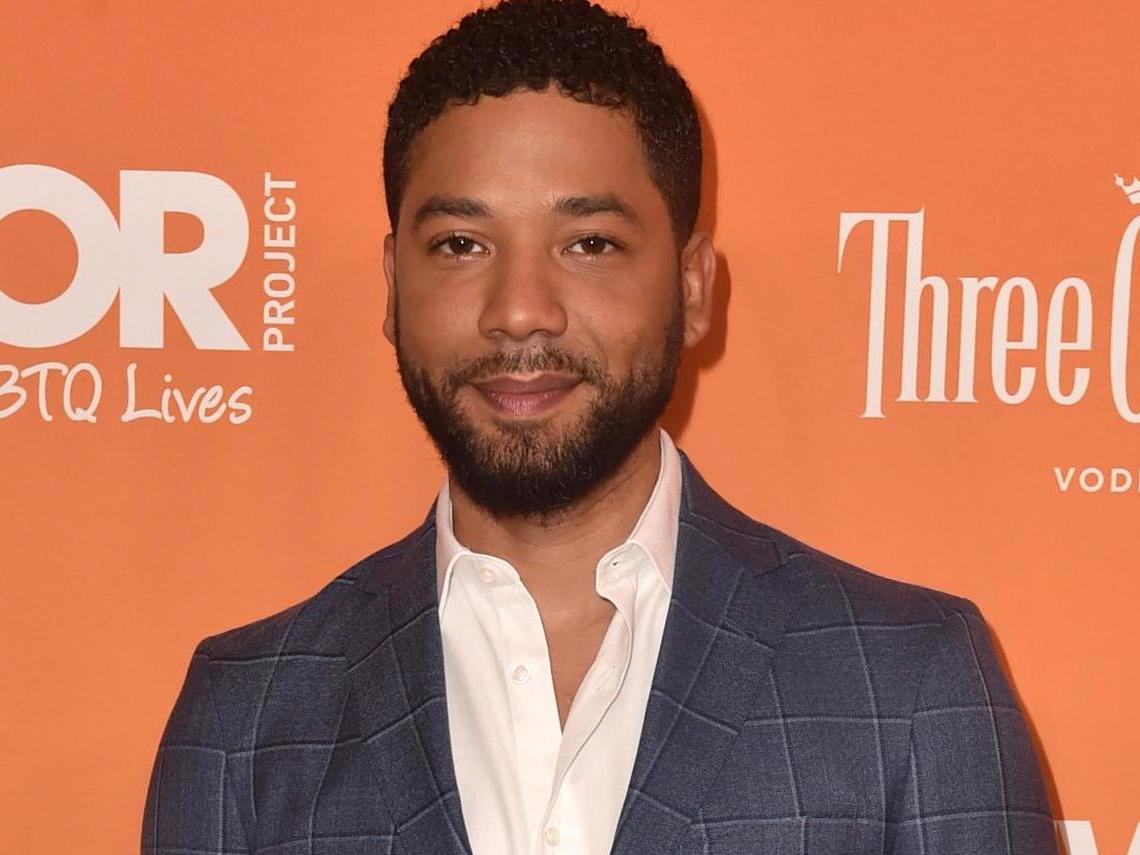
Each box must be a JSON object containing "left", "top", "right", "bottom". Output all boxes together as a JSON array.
[{"left": 449, "top": 428, "right": 663, "bottom": 625}]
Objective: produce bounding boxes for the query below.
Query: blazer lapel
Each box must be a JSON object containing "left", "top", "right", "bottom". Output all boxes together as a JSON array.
[
  {"left": 610, "top": 455, "right": 791, "bottom": 854},
  {"left": 344, "top": 516, "right": 472, "bottom": 855}
]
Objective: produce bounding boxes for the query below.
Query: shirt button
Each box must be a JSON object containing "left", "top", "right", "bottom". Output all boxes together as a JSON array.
[
  {"left": 478, "top": 567, "right": 494, "bottom": 584},
  {"left": 543, "top": 826, "right": 561, "bottom": 846},
  {"left": 511, "top": 665, "right": 530, "bottom": 684}
]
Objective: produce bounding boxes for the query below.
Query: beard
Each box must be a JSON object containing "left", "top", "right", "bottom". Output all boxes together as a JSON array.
[{"left": 394, "top": 288, "right": 684, "bottom": 519}]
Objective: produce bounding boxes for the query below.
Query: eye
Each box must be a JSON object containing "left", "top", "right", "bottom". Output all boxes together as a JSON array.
[
  {"left": 566, "top": 234, "right": 623, "bottom": 257},
  {"left": 429, "top": 233, "right": 488, "bottom": 258}
]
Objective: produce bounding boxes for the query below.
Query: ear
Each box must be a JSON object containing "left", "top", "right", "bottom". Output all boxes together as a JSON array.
[
  {"left": 382, "top": 232, "right": 397, "bottom": 346},
  {"left": 678, "top": 231, "right": 717, "bottom": 348}
]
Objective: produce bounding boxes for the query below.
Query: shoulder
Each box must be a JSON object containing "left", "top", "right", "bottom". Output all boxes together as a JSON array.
[
  {"left": 769, "top": 530, "right": 979, "bottom": 632},
  {"left": 729, "top": 508, "right": 980, "bottom": 638},
  {"left": 729, "top": 507, "right": 976, "bottom": 633},
  {"left": 683, "top": 474, "right": 1013, "bottom": 711},
  {"left": 194, "top": 521, "right": 430, "bottom": 664},
  {"left": 679, "top": 452, "right": 980, "bottom": 630},
  {"left": 162, "top": 524, "right": 431, "bottom": 750}
]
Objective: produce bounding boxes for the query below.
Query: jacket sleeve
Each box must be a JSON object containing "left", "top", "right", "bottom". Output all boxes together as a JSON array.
[
  {"left": 142, "top": 642, "right": 252, "bottom": 854},
  {"left": 885, "top": 604, "right": 1058, "bottom": 854}
]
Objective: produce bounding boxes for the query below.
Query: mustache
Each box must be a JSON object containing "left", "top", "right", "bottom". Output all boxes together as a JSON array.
[{"left": 445, "top": 348, "right": 608, "bottom": 390}]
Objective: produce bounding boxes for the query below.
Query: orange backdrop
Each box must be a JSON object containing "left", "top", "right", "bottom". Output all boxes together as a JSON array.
[{"left": 1, "top": 1, "right": 1136, "bottom": 852}]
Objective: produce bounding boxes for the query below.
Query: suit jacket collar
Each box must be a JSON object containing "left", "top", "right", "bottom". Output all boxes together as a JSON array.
[{"left": 345, "top": 451, "right": 790, "bottom": 855}]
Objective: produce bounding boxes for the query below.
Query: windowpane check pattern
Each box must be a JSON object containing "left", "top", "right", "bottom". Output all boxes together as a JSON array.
[{"left": 143, "top": 453, "right": 1057, "bottom": 854}]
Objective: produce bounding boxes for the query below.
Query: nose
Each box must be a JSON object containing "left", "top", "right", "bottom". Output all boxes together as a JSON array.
[{"left": 477, "top": 247, "right": 568, "bottom": 342}]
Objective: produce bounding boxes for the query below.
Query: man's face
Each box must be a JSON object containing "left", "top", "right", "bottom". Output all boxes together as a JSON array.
[{"left": 383, "top": 88, "right": 713, "bottom": 517}]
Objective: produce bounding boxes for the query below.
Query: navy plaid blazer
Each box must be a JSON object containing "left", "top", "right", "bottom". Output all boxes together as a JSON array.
[{"left": 143, "top": 454, "right": 1057, "bottom": 854}]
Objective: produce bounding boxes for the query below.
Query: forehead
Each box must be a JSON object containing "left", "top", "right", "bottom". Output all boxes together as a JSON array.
[{"left": 400, "top": 88, "right": 667, "bottom": 221}]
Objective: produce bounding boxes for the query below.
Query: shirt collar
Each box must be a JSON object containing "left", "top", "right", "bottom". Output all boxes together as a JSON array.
[{"left": 434, "top": 427, "right": 682, "bottom": 609}]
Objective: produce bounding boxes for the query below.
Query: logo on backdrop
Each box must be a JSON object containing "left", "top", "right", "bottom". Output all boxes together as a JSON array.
[
  {"left": 837, "top": 175, "right": 1140, "bottom": 494},
  {"left": 1056, "top": 820, "right": 1140, "bottom": 855},
  {"left": 0, "top": 164, "right": 297, "bottom": 424}
]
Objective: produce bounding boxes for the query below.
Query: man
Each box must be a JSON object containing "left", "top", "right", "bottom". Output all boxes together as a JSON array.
[{"left": 143, "top": 1, "right": 1057, "bottom": 853}]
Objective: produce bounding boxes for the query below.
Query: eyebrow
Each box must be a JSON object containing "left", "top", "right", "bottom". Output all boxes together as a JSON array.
[
  {"left": 553, "top": 194, "right": 639, "bottom": 225},
  {"left": 412, "top": 195, "right": 492, "bottom": 227},
  {"left": 410, "top": 193, "right": 640, "bottom": 228}
]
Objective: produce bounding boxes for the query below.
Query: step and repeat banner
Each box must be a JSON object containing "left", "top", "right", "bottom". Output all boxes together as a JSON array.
[{"left": 1, "top": 1, "right": 1136, "bottom": 852}]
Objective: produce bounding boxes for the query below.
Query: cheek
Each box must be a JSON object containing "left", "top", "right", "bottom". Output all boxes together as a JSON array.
[
  {"left": 395, "top": 277, "right": 483, "bottom": 363},
  {"left": 575, "top": 262, "right": 678, "bottom": 358},
  {"left": 572, "top": 300, "right": 674, "bottom": 375}
]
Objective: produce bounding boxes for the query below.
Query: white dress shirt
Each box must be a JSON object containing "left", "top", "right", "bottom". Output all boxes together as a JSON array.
[{"left": 435, "top": 428, "right": 682, "bottom": 855}]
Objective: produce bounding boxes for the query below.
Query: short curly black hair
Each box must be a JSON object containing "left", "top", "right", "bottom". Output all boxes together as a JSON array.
[{"left": 382, "top": 0, "right": 702, "bottom": 244}]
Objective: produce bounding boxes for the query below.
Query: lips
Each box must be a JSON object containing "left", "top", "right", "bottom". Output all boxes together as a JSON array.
[
  {"left": 472, "top": 371, "right": 578, "bottom": 394},
  {"left": 469, "top": 372, "right": 581, "bottom": 417}
]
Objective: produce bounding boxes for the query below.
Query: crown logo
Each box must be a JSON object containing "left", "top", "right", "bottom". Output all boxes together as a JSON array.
[{"left": 1115, "top": 174, "right": 1140, "bottom": 204}]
